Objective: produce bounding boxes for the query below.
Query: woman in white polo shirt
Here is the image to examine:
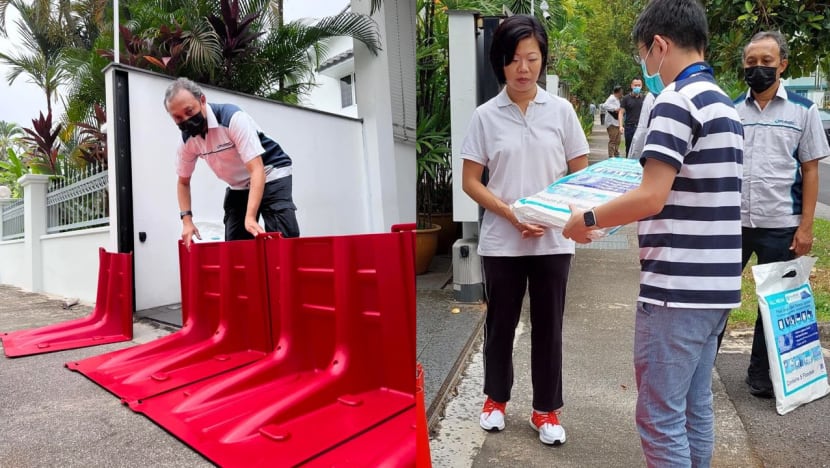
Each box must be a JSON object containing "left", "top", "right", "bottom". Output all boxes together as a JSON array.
[{"left": 460, "top": 15, "right": 589, "bottom": 447}]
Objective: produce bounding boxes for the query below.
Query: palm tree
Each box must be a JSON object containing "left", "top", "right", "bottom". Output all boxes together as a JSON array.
[
  {"left": 115, "top": 0, "right": 382, "bottom": 104},
  {"left": 0, "top": 0, "right": 72, "bottom": 116},
  {"left": 0, "top": 120, "right": 22, "bottom": 161},
  {"left": 252, "top": 12, "right": 382, "bottom": 103}
]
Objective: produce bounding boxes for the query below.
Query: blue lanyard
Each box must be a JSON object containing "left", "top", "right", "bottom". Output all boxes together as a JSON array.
[{"left": 676, "top": 62, "right": 714, "bottom": 81}]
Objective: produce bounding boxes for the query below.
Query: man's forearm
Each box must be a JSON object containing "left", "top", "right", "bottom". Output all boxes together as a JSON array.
[
  {"left": 177, "top": 179, "right": 192, "bottom": 212},
  {"left": 246, "top": 171, "right": 265, "bottom": 220}
]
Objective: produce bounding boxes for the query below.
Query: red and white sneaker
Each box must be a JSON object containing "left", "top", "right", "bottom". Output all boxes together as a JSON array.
[
  {"left": 479, "top": 397, "right": 506, "bottom": 431},
  {"left": 529, "top": 410, "right": 566, "bottom": 445}
]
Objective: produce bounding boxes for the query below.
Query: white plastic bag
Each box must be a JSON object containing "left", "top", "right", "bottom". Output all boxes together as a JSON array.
[
  {"left": 193, "top": 221, "right": 224, "bottom": 243},
  {"left": 752, "top": 256, "right": 830, "bottom": 415}
]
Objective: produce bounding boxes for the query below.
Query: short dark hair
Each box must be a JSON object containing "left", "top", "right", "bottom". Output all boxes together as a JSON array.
[
  {"left": 489, "top": 15, "right": 548, "bottom": 84},
  {"left": 632, "top": 0, "right": 708, "bottom": 53},
  {"left": 613, "top": 85, "right": 623, "bottom": 94},
  {"left": 743, "top": 30, "right": 789, "bottom": 61}
]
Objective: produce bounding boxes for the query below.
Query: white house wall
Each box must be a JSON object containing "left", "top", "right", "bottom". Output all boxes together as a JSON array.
[
  {"left": 115, "top": 68, "right": 376, "bottom": 311},
  {"left": 40, "top": 227, "right": 109, "bottom": 302},
  {"left": 302, "top": 35, "right": 358, "bottom": 118}
]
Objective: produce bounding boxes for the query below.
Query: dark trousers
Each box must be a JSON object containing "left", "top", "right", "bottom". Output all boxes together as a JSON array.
[
  {"left": 482, "top": 254, "right": 572, "bottom": 412},
  {"left": 718, "top": 227, "right": 796, "bottom": 383},
  {"left": 624, "top": 126, "right": 636, "bottom": 158},
  {"left": 223, "top": 175, "right": 300, "bottom": 241}
]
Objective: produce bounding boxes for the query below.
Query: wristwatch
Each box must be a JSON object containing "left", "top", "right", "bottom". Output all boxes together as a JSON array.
[
  {"left": 179, "top": 210, "right": 193, "bottom": 220},
  {"left": 583, "top": 209, "right": 597, "bottom": 227}
]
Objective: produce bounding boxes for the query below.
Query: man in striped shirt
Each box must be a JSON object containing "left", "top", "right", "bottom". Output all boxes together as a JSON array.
[{"left": 563, "top": 0, "right": 743, "bottom": 466}]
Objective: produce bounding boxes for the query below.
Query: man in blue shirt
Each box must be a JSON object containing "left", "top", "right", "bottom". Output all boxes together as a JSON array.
[{"left": 718, "top": 31, "right": 830, "bottom": 398}]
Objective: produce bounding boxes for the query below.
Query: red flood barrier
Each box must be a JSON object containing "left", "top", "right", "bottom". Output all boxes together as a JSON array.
[
  {"left": 1, "top": 248, "right": 133, "bottom": 358},
  {"left": 129, "top": 231, "right": 417, "bottom": 467},
  {"left": 66, "top": 239, "right": 273, "bottom": 402}
]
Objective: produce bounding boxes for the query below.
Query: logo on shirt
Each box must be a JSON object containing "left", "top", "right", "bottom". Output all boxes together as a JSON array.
[
  {"left": 774, "top": 119, "right": 797, "bottom": 127},
  {"left": 215, "top": 141, "right": 235, "bottom": 151}
]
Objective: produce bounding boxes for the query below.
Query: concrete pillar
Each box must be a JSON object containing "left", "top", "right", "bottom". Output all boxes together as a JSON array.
[
  {"left": 448, "top": 10, "right": 481, "bottom": 238},
  {"left": 352, "top": 0, "right": 413, "bottom": 231},
  {"left": 19, "top": 174, "right": 50, "bottom": 291},
  {"left": 448, "top": 11, "right": 484, "bottom": 302}
]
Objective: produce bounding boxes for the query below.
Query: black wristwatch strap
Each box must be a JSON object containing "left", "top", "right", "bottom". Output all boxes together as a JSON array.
[{"left": 180, "top": 210, "right": 193, "bottom": 220}]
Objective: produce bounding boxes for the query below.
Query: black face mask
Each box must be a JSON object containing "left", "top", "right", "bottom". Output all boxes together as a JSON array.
[
  {"left": 178, "top": 110, "right": 207, "bottom": 138},
  {"left": 744, "top": 66, "right": 778, "bottom": 94}
]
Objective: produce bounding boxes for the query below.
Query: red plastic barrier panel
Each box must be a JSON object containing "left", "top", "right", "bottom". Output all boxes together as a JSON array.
[
  {"left": 131, "top": 231, "right": 417, "bottom": 467},
  {"left": 299, "top": 407, "right": 416, "bottom": 467},
  {"left": 1, "top": 248, "right": 132, "bottom": 358},
  {"left": 66, "top": 239, "right": 273, "bottom": 402},
  {"left": 416, "top": 363, "right": 432, "bottom": 468}
]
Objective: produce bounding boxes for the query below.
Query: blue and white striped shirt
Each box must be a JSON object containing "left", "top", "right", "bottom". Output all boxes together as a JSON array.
[{"left": 638, "top": 63, "right": 744, "bottom": 308}]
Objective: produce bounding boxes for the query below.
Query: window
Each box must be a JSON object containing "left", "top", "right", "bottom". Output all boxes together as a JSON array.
[{"left": 340, "top": 74, "right": 355, "bottom": 108}]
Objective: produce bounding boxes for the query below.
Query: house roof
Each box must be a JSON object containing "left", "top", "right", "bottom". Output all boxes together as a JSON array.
[{"left": 317, "top": 50, "right": 355, "bottom": 73}]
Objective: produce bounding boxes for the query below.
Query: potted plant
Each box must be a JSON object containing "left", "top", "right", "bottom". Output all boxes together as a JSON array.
[{"left": 415, "top": 111, "right": 449, "bottom": 274}]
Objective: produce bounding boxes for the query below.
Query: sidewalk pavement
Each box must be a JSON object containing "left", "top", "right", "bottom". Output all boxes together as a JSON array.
[
  {"left": 423, "top": 119, "right": 830, "bottom": 467},
  {"left": 0, "top": 286, "right": 211, "bottom": 467}
]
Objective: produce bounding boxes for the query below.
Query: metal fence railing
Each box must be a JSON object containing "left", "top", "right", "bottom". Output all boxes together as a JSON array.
[
  {"left": 47, "top": 163, "right": 109, "bottom": 234},
  {"left": 1, "top": 198, "right": 24, "bottom": 241}
]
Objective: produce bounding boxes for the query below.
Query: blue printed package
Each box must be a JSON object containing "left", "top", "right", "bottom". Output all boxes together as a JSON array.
[{"left": 512, "top": 158, "right": 643, "bottom": 238}]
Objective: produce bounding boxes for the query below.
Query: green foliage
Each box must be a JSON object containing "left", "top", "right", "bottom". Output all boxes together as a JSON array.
[
  {"left": 113, "top": 0, "right": 382, "bottom": 104},
  {"left": 577, "top": 0, "right": 646, "bottom": 104},
  {"left": 416, "top": 0, "right": 453, "bottom": 224},
  {"left": 0, "top": 148, "right": 25, "bottom": 197},
  {"left": 730, "top": 218, "right": 830, "bottom": 329},
  {"left": 704, "top": 0, "right": 830, "bottom": 79},
  {"left": 577, "top": 106, "right": 594, "bottom": 136},
  {"left": 20, "top": 111, "right": 63, "bottom": 175}
]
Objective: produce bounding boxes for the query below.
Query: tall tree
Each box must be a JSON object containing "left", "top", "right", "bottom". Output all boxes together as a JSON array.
[{"left": 0, "top": 0, "right": 72, "bottom": 116}]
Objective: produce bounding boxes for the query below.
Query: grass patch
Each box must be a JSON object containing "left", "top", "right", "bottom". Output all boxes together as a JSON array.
[{"left": 728, "top": 218, "right": 830, "bottom": 329}]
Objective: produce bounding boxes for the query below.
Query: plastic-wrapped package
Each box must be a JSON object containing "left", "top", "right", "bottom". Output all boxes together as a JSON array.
[{"left": 512, "top": 158, "right": 642, "bottom": 238}]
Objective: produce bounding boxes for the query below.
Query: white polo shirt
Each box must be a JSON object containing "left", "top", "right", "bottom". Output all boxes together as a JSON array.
[
  {"left": 176, "top": 102, "right": 292, "bottom": 189},
  {"left": 461, "top": 86, "right": 590, "bottom": 257},
  {"left": 602, "top": 94, "right": 620, "bottom": 127},
  {"left": 735, "top": 85, "right": 830, "bottom": 228}
]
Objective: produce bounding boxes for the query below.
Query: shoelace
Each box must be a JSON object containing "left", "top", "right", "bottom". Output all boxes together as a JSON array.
[
  {"left": 532, "top": 411, "right": 560, "bottom": 427},
  {"left": 482, "top": 398, "right": 506, "bottom": 415}
]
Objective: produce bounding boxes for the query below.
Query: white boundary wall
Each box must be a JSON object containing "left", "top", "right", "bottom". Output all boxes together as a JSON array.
[
  {"left": 41, "top": 227, "right": 110, "bottom": 301},
  {"left": 0, "top": 228, "right": 108, "bottom": 303},
  {"left": 0, "top": 240, "right": 25, "bottom": 288},
  {"left": 112, "top": 68, "right": 411, "bottom": 311}
]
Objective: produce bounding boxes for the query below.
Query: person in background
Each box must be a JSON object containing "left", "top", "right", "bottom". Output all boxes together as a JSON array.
[
  {"left": 563, "top": 0, "right": 744, "bottom": 465},
  {"left": 628, "top": 91, "right": 656, "bottom": 159},
  {"left": 460, "top": 15, "right": 589, "bottom": 447},
  {"left": 717, "top": 30, "right": 830, "bottom": 398},
  {"left": 618, "top": 78, "right": 645, "bottom": 157},
  {"left": 602, "top": 85, "right": 623, "bottom": 157},
  {"left": 164, "top": 77, "right": 300, "bottom": 249}
]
